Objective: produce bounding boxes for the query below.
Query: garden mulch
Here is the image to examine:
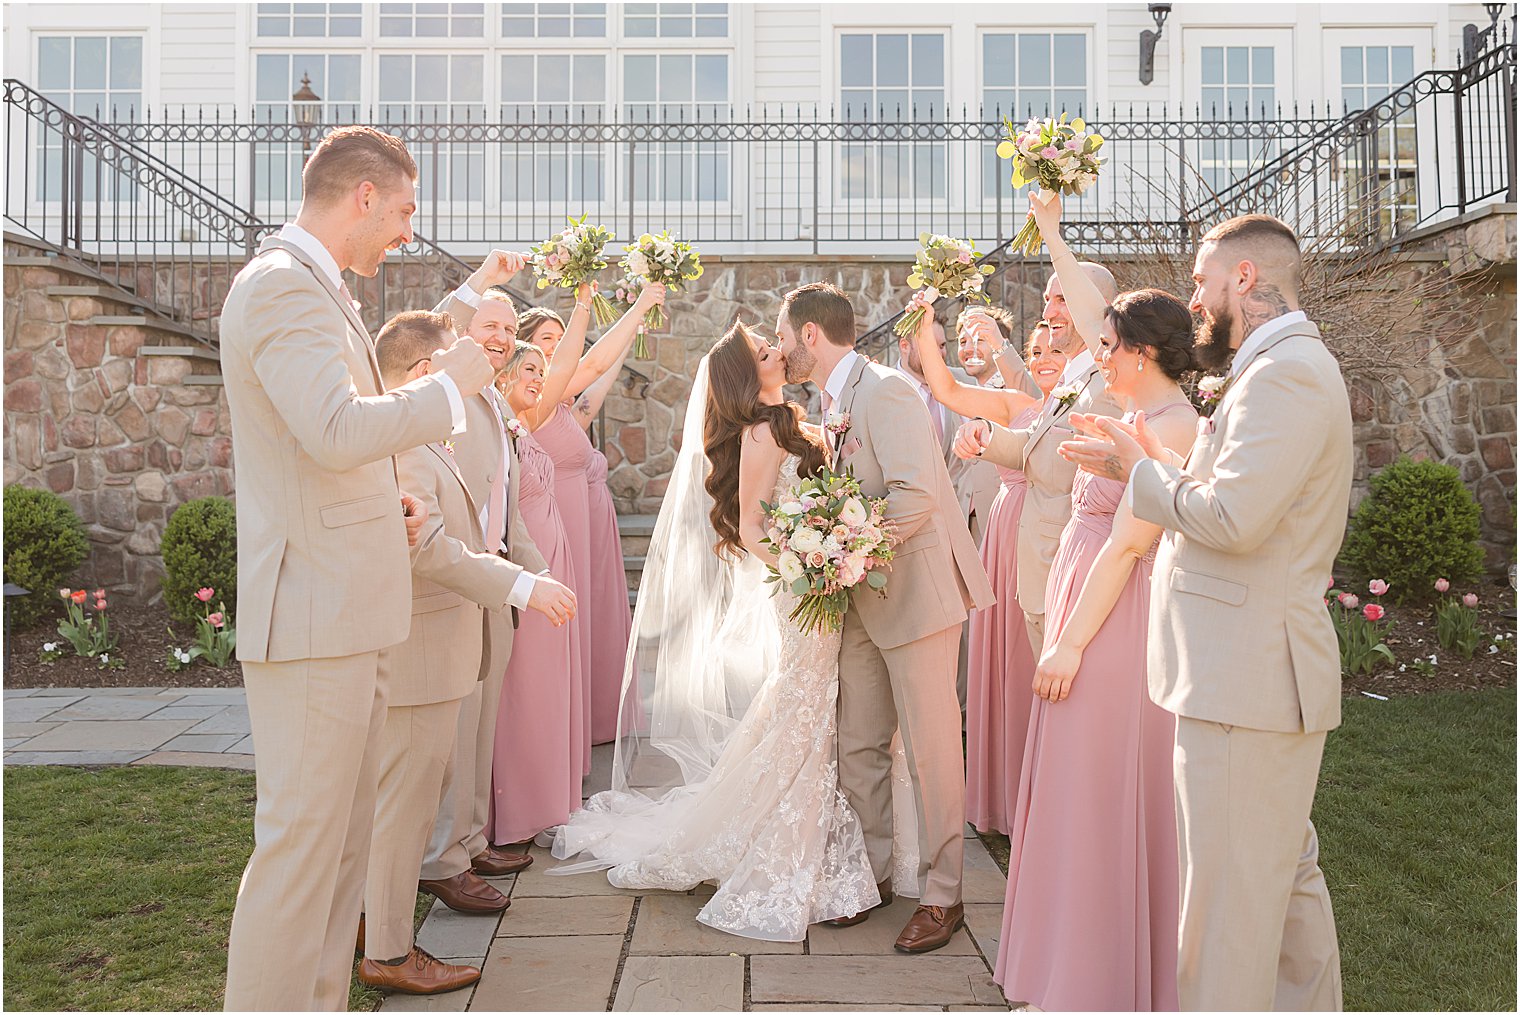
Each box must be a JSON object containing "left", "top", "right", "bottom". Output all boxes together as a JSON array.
[{"left": 4, "top": 602, "right": 242, "bottom": 690}]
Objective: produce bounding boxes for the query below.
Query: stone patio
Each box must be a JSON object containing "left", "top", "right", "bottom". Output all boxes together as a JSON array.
[{"left": 2, "top": 686, "right": 1019, "bottom": 1011}]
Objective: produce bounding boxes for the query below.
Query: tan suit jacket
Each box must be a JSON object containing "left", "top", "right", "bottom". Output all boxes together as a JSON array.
[
  {"left": 220, "top": 235, "right": 458, "bottom": 663},
  {"left": 386, "top": 442, "right": 533, "bottom": 707},
  {"left": 980, "top": 362, "right": 1124, "bottom": 615},
  {"left": 1132, "top": 322, "right": 1352, "bottom": 734},
  {"left": 833, "top": 358, "right": 994, "bottom": 648}
]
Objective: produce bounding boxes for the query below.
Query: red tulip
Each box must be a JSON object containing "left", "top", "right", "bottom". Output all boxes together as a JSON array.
[
  {"left": 195, "top": 587, "right": 215, "bottom": 602},
  {"left": 1362, "top": 603, "right": 1385, "bottom": 622},
  {"left": 70, "top": 590, "right": 87, "bottom": 605}
]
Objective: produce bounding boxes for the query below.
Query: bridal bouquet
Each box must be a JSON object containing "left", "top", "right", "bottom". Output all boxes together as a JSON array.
[
  {"left": 894, "top": 233, "right": 995, "bottom": 338},
  {"left": 620, "top": 231, "right": 702, "bottom": 357},
  {"left": 996, "top": 113, "right": 1106, "bottom": 256},
  {"left": 761, "top": 469, "right": 897, "bottom": 636},
  {"left": 530, "top": 214, "right": 620, "bottom": 325}
]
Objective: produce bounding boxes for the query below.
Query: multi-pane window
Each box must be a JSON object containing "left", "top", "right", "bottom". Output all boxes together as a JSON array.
[
  {"left": 501, "top": 3, "right": 608, "bottom": 38},
  {"left": 255, "top": 3, "right": 362, "bottom": 37},
  {"left": 624, "top": 54, "right": 730, "bottom": 200},
  {"left": 35, "top": 35, "right": 143, "bottom": 201},
  {"left": 379, "top": 54, "right": 486, "bottom": 201},
  {"left": 839, "top": 33, "right": 946, "bottom": 201},
  {"left": 251, "top": 54, "right": 363, "bottom": 209},
  {"left": 501, "top": 54, "right": 608, "bottom": 202},
  {"left": 1199, "top": 45, "right": 1277, "bottom": 195},
  {"left": 379, "top": 3, "right": 486, "bottom": 37},
  {"left": 624, "top": 2, "right": 728, "bottom": 39},
  {"left": 1341, "top": 45, "right": 1418, "bottom": 234},
  {"left": 981, "top": 32, "right": 1087, "bottom": 197}
]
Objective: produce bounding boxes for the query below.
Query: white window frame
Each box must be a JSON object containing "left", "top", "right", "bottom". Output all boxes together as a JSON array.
[
  {"left": 376, "top": 3, "right": 489, "bottom": 41},
  {"left": 498, "top": 50, "right": 613, "bottom": 211},
  {"left": 253, "top": 3, "right": 364, "bottom": 41},
  {"left": 500, "top": 3, "right": 612, "bottom": 42},
  {"left": 1182, "top": 28, "right": 1294, "bottom": 201},
  {"left": 620, "top": 3, "right": 732, "bottom": 45}
]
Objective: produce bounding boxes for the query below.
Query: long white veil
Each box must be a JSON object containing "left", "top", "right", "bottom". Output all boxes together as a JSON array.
[{"left": 551, "top": 354, "right": 783, "bottom": 869}]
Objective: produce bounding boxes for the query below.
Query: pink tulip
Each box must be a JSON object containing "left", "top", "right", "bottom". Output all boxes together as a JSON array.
[
  {"left": 208, "top": 612, "right": 225, "bottom": 629},
  {"left": 1362, "top": 603, "right": 1385, "bottom": 622},
  {"left": 1463, "top": 593, "right": 1479, "bottom": 608},
  {"left": 1368, "top": 579, "right": 1389, "bottom": 596},
  {"left": 1322, "top": 598, "right": 1330, "bottom": 608},
  {"left": 94, "top": 588, "right": 105, "bottom": 599},
  {"left": 1325, "top": 577, "right": 1335, "bottom": 590},
  {"left": 1040, "top": 146, "right": 1060, "bottom": 159},
  {"left": 1435, "top": 578, "right": 1450, "bottom": 593},
  {"left": 1338, "top": 593, "right": 1360, "bottom": 609},
  {"left": 196, "top": 587, "right": 215, "bottom": 602}
]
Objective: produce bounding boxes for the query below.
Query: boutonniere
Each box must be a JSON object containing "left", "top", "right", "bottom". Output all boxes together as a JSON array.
[
  {"left": 824, "top": 411, "right": 852, "bottom": 438},
  {"left": 438, "top": 440, "right": 455, "bottom": 457},
  {"left": 1051, "top": 383, "right": 1080, "bottom": 412},
  {"left": 504, "top": 418, "right": 527, "bottom": 441},
  {"left": 1197, "top": 374, "right": 1232, "bottom": 416}
]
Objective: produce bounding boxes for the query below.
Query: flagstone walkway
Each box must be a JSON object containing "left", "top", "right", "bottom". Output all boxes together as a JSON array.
[{"left": 3, "top": 686, "right": 1017, "bottom": 1011}]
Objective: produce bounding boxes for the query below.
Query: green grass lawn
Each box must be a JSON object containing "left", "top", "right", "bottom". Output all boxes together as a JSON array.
[
  {"left": 4, "top": 689, "right": 1515, "bottom": 1011},
  {"left": 1, "top": 765, "right": 424, "bottom": 1011}
]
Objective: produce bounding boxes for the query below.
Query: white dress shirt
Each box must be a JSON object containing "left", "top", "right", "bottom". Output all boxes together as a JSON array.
[
  {"left": 1061, "top": 349, "right": 1096, "bottom": 388},
  {"left": 278, "top": 223, "right": 466, "bottom": 435},
  {"left": 822, "top": 349, "right": 861, "bottom": 411}
]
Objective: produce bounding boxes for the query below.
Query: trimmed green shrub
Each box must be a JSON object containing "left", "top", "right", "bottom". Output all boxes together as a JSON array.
[
  {"left": 1339, "top": 456, "right": 1484, "bottom": 605},
  {"left": 3, "top": 485, "right": 90, "bottom": 629},
  {"left": 161, "top": 496, "right": 237, "bottom": 623}
]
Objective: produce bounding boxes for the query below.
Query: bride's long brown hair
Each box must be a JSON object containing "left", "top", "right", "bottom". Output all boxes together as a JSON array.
[{"left": 704, "top": 320, "right": 826, "bottom": 559}]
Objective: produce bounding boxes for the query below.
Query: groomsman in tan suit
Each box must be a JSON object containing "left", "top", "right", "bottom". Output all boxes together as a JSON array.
[
  {"left": 777, "top": 283, "right": 995, "bottom": 953},
  {"left": 358, "top": 311, "right": 575, "bottom": 996},
  {"left": 952, "top": 256, "right": 1123, "bottom": 657},
  {"left": 416, "top": 256, "right": 554, "bottom": 910},
  {"left": 1065, "top": 214, "right": 1348, "bottom": 1011},
  {"left": 220, "top": 127, "right": 499, "bottom": 1011}
]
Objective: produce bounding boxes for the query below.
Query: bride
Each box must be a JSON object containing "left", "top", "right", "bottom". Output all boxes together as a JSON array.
[{"left": 550, "top": 321, "right": 917, "bottom": 942}]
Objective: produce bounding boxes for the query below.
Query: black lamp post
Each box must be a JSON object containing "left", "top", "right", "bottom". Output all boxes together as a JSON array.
[
  {"left": 1140, "top": 4, "right": 1172, "bottom": 86},
  {"left": 293, "top": 72, "right": 322, "bottom": 164}
]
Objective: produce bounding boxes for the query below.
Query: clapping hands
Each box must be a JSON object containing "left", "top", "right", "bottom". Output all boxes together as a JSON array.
[{"left": 1058, "top": 411, "right": 1162, "bottom": 482}]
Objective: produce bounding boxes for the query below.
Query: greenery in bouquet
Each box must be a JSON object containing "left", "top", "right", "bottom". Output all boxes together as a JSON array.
[
  {"left": 894, "top": 233, "right": 995, "bottom": 338},
  {"left": 530, "top": 214, "right": 619, "bottom": 325},
  {"left": 760, "top": 468, "right": 897, "bottom": 636},
  {"left": 997, "top": 113, "right": 1106, "bottom": 256},
  {"left": 619, "top": 231, "right": 702, "bottom": 355}
]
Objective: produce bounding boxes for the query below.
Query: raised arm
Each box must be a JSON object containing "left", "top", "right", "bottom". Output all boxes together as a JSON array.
[
  {"left": 1032, "top": 498, "right": 1164, "bottom": 702},
  {"left": 570, "top": 335, "right": 634, "bottom": 431},
  {"left": 912, "top": 312, "right": 1039, "bottom": 427},
  {"left": 1029, "top": 193, "right": 1108, "bottom": 357},
  {"left": 564, "top": 283, "right": 666, "bottom": 400},
  {"left": 245, "top": 268, "right": 460, "bottom": 472},
  {"left": 737, "top": 424, "right": 789, "bottom": 562},
  {"left": 522, "top": 286, "right": 593, "bottom": 430}
]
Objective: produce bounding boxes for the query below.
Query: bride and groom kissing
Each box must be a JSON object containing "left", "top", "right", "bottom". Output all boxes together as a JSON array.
[{"left": 551, "top": 281, "right": 994, "bottom": 952}]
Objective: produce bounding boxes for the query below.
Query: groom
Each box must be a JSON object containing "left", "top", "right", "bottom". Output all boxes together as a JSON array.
[{"left": 776, "top": 282, "right": 995, "bottom": 953}]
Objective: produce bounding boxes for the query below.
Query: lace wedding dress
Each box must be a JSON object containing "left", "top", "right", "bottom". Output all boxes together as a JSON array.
[{"left": 551, "top": 454, "right": 919, "bottom": 942}]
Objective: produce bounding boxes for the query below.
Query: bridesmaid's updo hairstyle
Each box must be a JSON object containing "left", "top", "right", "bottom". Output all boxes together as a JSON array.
[
  {"left": 517, "top": 307, "right": 564, "bottom": 347},
  {"left": 703, "top": 320, "right": 826, "bottom": 560},
  {"left": 498, "top": 340, "right": 546, "bottom": 383},
  {"left": 1105, "top": 289, "right": 1196, "bottom": 381}
]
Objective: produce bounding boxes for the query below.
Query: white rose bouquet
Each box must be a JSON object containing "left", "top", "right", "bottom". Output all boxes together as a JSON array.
[
  {"left": 618, "top": 231, "right": 703, "bottom": 357},
  {"left": 530, "top": 214, "right": 620, "bottom": 325},
  {"left": 761, "top": 468, "right": 898, "bottom": 636},
  {"left": 996, "top": 113, "right": 1106, "bottom": 256},
  {"left": 894, "top": 233, "right": 995, "bottom": 338}
]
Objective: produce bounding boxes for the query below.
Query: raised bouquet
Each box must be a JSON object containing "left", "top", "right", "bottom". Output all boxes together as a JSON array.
[
  {"left": 530, "top": 214, "right": 619, "bottom": 325},
  {"left": 761, "top": 468, "right": 897, "bottom": 636},
  {"left": 620, "top": 231, "right": 702, "bottom": 357},
  {"left": 996, "top": 113, "right": 1106, "bottom": 256},
  {"left": 894, "top": 233, "right": 995, "bottom": 338}
]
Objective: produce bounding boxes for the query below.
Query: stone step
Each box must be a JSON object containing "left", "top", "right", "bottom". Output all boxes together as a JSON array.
[
  {"left": 89, "top": 315, "right": 150, "bottom": 326},
  {"left": 139, "top": 346, "right": 222, "bottom": 363},
  {"left": 617, "top": 513, "right": 657, "bottom": 558},
  {"left": 47, "top": 284, "right": 165, "bottom": 319},
  {"left": 624, "top": 554, "right": 645, "bottom": 594},
  {"left": 7, "top": 255, "right": 59, "bottom": 266},
  {"left": 183, "top": 376, "right": 225, "bottom": 386}
]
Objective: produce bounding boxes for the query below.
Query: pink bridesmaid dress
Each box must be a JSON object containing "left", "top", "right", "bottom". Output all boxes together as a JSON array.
[
  {"left": 965, "top": 406, "right": 1039, "bottom": 835},
  {"left": 533, "top": 403, "right": 595, "bottom": 775},
  {"left": 585, "top": 448, "right": 634, "bottom": 743},
  {"left": 993, "top": 404, "right": 1194, "bottom": 1013},
  {"left": 488, "top": 427, "right": 586, "bottom": 845}
]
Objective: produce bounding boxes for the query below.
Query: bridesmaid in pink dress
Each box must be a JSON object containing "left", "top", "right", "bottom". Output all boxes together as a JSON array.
[
  {"left": 991, "top": 269, "right": 1200, "bottom": 1008},
  {"left": 488, "top": 342, "right": 584, "bottom": 844},
  {"left": 519, "top": 283, "right": 666, "bottom": 760},
  {"left": 908, "top": 311, "right": 1046, "bottom": 835}
]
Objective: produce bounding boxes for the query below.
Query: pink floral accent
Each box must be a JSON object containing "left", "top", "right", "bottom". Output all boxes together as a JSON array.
[
  {"left": 1463, "top": 593, "right": 1479, "bottom": 608},
  {"left": 195, "top": 587, "right": 216, "bottom": 602},
  {"left": 505, "top": 418, "right": 527, "bottom": 441},
  {"left": 1326, "top": 577, "right": 1335, "bottom": 590},
  {"left": 1434, "top": 578, "right": 1450, "bottom": 593},
  {"left": 1338, "top": 593, "right": 1360, "bottom": 609},
  {"left": 1362, "top": 603, "right": 1385, "bottom": 622},
  {"left": 1368, "top": 579, "right": 1389, "bottom": 596},
  {"left": 208, "top": 612, "right": 225, "bottom": 629}
]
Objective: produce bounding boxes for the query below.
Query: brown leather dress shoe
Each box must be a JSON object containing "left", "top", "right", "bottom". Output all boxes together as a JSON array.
[
  {"left": 356, "top": 947, "right": 481, "bottom": 995},
  {"left": 418, "top": 870, "right": 511, "bottom": 914},
  {"left": 894, "top": 903, "right": 964, "bottom": 953},
  {"left": 472, "top": 845, "right": 534, "bottom": 876},
  {"left": 822, "top": 879, "right": 894, "bottom": 928}
]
